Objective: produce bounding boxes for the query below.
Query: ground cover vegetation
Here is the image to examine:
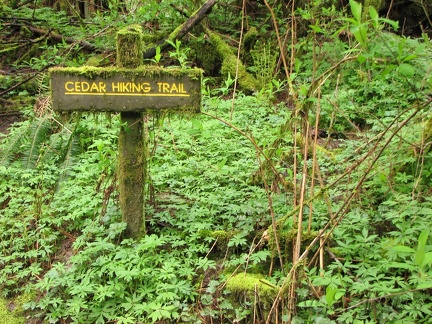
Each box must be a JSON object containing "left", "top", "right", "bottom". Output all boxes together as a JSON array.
[{"left": 1, "top": 0, "right": 432, "bottom": 322}]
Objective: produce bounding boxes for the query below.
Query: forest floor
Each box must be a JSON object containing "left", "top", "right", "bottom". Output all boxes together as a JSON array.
[{"left": 0, "top": 113, "right": 22, "bottom": 137}]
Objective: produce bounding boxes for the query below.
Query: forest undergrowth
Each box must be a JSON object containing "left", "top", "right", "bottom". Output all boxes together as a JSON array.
[{"left": 1, "top": 0, "right": 432, "bottom": 323}]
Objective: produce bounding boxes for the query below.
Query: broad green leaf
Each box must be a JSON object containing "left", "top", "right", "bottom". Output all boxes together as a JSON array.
[
  {"left": 369, "top": 6, "right": 379, "bottom": 28},
  {"left": 398, "top": 63, "right": 415, "bottom": 77},
  {"left": 423, "top": 251, "right": 432, "bottom": 266},
  {"left": 415, "top": 230, "right": 429, "bottom": 268},
  {"left": 402, "top": 54, "right": 418, "bottom": 62},
  {"left": 417, "top": 281, "right": 432, "bottom": 290},
  {"left": 298, "top": 300, "right": 323, "bottom": 307},
  {"left": 310, "top": 24, "right": 322, "bottom": 33},
  {"left": 349, "top": 0, "right": 362, "bottom": 24},
  {"left": 334, "top": 290, "right": 345, "bottom": 301},
  {"left": 387, "top": 262, "right": 416, "bottom": 270},
  {"left": 155, "top": 46, "right": 161, "bottom": 62},
  {"left": 351, "top": 25, "right": 367, "bottom": 48},
  {"left": 191, "top": 118, "right": 203, "bottom": 130},
  {"left": 326, "top": 285, "right": 338, "bottom": 307},
  {"left": 357, "top": 54, "right": 368, "bottom": 64},
  {"left": 392, "top": 246, "right": 415, "bottom": 253},
  {"left": 379, "top": 18, "right": 399, "bottom": 30},
  {"left": 216, "top": 158, "right": 227, "bottom": 171},
  {"left": 418, "top": 230, "right": 429, "bottom": 248}
]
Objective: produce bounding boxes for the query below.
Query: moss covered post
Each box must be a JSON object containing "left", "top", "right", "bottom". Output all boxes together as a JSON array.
[
  {"left": 50, "top": 25, "right": 202, "bottom": 239},
  {"left": 117, "top": 26, "right": 146, "bottom": 238}
]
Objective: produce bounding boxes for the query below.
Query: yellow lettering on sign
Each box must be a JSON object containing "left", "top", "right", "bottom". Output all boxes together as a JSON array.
[
  {"left": 157, "top": 82, "right": 187, "bottom": 94},
  {"left": 89, "top": 82, "right": 99, "bottom": 92},
  {"left": 81, "top": 82, "right": 90, "bottom": 92},
  {"left": 111, "top": 82, "right": 152, "bottom": 93},
  {"left": 170, "top": 83, "right": 178, "bottom": 93},
  {"left": 112, "top": 82, "right": 120, "bottom": 92},
  {"left": 132, "top": 83, "right": 140, "bottom": 92},
  {"left": 64, "top": 81, "right": 107, "bottom": 93},
  {"left": 65, "top": 82, "right": 74, "bottom": 92},
  {"left": 99, "top": 82, "right": 107, "bottom": 92},
  {"left": 64, "top": 80, "right": 190, "bottom": 96},
  {"left": 142, "top": 82, "right": 151, "bottom": 92},
  {"left": 179, "top": 83, "right": 186, "bottom": 93},
  {"left": 163, "top": 83, "right": 170, "bottom": 93}
]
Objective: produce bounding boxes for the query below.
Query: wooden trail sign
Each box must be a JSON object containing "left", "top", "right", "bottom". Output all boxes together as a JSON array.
[
  {"left": 50, "top": 25, "right": 202, "bottom": 238},
  {"left": 50, "top": 66, "right": 201, "bottom": 113}
]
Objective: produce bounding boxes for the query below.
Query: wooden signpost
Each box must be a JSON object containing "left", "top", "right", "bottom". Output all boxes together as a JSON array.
[{"left": 50, "top": 25, "right": 202, "bottom": 238}]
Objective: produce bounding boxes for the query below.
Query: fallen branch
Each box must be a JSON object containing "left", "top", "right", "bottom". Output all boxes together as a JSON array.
[
  {"left": 0, "top": 67, "right": 49, "bottom": 97},
  {"left": 143, "top": 0, "right": 218, "bottom": 59},
  {"left": 26, "top": 26, "right": 95, "bottom": 50}
]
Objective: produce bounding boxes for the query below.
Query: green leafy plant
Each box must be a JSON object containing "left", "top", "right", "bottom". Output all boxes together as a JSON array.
[
  {"left": 2, "top": 0, "right": 432, "bottom": 323},
  {"left": 166, "top": 39, "right": 190, "bottom": 68},
  {"left": 28, "top": 232, "right": 200, "bottom": 323}
]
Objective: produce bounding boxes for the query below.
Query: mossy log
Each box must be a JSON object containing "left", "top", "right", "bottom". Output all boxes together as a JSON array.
[{"left": 205, "top": 28, "right": 258, "bottom": 92}]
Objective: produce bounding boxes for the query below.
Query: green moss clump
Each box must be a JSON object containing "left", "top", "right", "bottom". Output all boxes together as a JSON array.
[
  {"left": 266, "top": 227, "right": 319, "bottom": 258},
  {"left": 198, "top": 229, "right": 238, "bottom": 249},
  {"left": 207, "top": 229, "right": 234, "bottom": 240},
  {"left": 141, "top": 31, "right": 166, "bottom": 54},
  {"left": 364, "top": 0, "right": 384, "bottom": 10},
  {"left": 221, "top": 56, "right": 257, "bottom": 91},
  {"left": 49, "top": 66, "right": 202, "bottom": 80},
  {"left": 208, "top": 30, "right": 258, "bottom": 92},
  {"left": 116, "top": 25, "right": 144, "bottom": 68},
  {"left": 226, "top": 273, "right": 278, "bottom": 309},
  {"left": 243, "top": 27, "right": 258, "bottom": 50},
  {"left": 361, "top": 0, "right": 385, "bottom": 20},
  {"left": 424, "top": 118, "right": 432, "bottom": 146},
  {"left": 0, "top": 293, "right": 34, "bottom": 324},
  {"left": 85, "top": 54, "right": 106, "bottom": 67},
  {"left": 190, "top": 39, "right": 221, "bottom": 75}
]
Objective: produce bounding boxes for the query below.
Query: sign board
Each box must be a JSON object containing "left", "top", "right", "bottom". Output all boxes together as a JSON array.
[{"left": 50, "top": 66, "right": 202, "bottom": 113}]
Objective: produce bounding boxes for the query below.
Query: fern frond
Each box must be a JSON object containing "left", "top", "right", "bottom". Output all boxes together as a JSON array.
[
  {"left": 0, "top": 120, "right": 30, "bottom": 166},
  {"left": 56, "top": 129, "right": 82, "bottom": 184},
  {"left": 36, "top": 72, "right": 49, "bottom": 96},
  {"left": 23, "top": 117, "right": 52, "bottom": 169}
]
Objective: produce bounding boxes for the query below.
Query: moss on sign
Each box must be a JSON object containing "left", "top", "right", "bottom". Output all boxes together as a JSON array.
[
  {"left": 49, "top": 65, "right": 203, "bottom": 81},
  {"left": 116, "top": 25, "right": 144, "bottom": 68}
]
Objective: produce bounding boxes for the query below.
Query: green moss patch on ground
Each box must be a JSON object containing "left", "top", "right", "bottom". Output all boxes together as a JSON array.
[{"left": 0, "top": 297, "right": 25, "bottom": 324}]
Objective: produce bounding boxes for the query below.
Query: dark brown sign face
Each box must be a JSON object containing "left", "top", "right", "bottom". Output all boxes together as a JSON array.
[{"left": 50, "top": 67, "right": 202, "bottom": 113}]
